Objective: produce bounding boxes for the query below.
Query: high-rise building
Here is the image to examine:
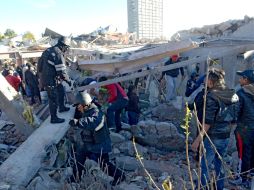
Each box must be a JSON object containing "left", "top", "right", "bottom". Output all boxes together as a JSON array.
[{"left": 127, "top": 0, "right": 163, "bottom": 39}]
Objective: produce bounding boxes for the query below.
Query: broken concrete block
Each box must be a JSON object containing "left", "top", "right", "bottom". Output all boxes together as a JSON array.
[
  {"left": 119, "top": 130, "right": 132, "bottom": 140},
  {"left": 118, "top": 141, "right": 147, "bottom": 157},
  {"left": 110, "top": 132, "right": 126, "bottom": 144}
]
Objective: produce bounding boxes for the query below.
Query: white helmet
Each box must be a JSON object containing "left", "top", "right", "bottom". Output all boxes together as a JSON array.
[{"left": 75, "top": 92, "right": 92, "bottom": 105}]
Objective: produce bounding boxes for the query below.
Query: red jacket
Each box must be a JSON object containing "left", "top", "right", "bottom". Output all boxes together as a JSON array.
[
  {"left": 5, "top": 74, "right": 21, "bottom": 92},
  {"left": 105, "top": 83, "right": 128, "bottom": 103}
]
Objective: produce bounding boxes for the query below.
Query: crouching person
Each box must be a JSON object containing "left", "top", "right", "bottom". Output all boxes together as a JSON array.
[
  {"left": 191, "top": 68, "right": 239, "bottom": 190},
  {"left": 69, "top": 92, "right": 125, "bottom": 185}
]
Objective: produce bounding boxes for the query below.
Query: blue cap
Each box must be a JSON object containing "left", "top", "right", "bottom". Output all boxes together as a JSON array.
[{"left": 237, "top": 70, "right": 254, "bottom": 83}]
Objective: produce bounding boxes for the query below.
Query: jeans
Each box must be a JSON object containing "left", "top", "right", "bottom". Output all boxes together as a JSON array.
[
  {"left": 128, "top": 111, "right": 139, "bottom": 125},
  {"left": 165, "top": 75, "right": 177, "bottom": 101},
  {"left": 107, "top": 98, "right": 128, "bottom": 131},
  {"left": 200, "top": 138, "right": 229, "bottom": 190}
]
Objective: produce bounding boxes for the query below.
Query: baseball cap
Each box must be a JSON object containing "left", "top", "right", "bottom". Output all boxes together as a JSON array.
[{"left": 236, "top": 70, "right": 254, "bottom": 83}]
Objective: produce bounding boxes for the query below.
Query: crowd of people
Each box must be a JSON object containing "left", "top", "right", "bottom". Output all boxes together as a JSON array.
[
  {"left": 185, "top": 68, "right": 254, "bottom": 189},
  {"left": 1, "top": 60, "right": 41, "bottom": 105},
  {"left": 1, "top": 39, "right": 253, "bottom": 188}
]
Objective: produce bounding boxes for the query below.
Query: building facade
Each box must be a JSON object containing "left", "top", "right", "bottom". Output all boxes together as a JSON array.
[{"left": 127, "top": 0, "right": 163, "bottom": 40}]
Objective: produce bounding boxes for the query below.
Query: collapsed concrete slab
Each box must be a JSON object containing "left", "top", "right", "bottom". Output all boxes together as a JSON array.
[
  {"left": 78, "top": 40, "right": 198, "bottom": 74},
  {"left": 0, "top": 74, "right": 34, "bottom": 136},
  {"left": 0, "top": 108, "right": 74, "bottom": 188}
]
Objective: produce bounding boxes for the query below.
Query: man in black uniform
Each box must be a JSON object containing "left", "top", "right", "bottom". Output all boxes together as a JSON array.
[{"left": 40, "top": 36, "right": 70, "bottom": 123}]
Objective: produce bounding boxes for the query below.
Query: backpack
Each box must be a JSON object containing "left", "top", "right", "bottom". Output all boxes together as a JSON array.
[{"left": 213, "top": 93, "right": 239, "bottom": 123}]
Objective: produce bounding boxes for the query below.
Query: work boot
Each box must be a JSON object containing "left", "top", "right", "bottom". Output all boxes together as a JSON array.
[
  {"left": 51, "top": 117, "right": 65, "bottom": 124},
  {"left": 59, "top": 106, "right": 70, "bottom": 113}
]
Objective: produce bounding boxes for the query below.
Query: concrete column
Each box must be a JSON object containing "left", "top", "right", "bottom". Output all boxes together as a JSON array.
[
  {"left": 222, "top": 54, "right": 237, "bottom": 88},
  {"left": 0, "top": 74, "right": 34, "bottom": 137}
]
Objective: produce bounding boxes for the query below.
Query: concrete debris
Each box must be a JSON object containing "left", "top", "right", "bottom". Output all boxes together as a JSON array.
[
  {"left": 117, "top": 141, "right": 148, "bottom": 157},
  {"left": 131, "top": 120, "right": 185, "bottom": 151},
  {"left": 2, "top": 16, "right": 254, "bottom": 190},
  {"left": 110, "top": 132, "right": 126, "bottom": 144},
  {"left": 171, "top": 16, "right": 254, "bottom": 41}
]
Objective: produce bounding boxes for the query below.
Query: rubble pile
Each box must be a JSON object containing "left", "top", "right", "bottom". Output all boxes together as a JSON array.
[
  {"left": 0, "top": 112, "right": 26, "bottom": 164},
  {"left": 171, "top": 16, "right": 254, "bottom": 41}
]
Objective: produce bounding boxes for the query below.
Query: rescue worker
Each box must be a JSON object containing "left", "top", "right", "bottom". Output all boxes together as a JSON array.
[
  {"left": 69, "top": 92, "right": 125, "bottom": 185},
  {"left": 230, "top": 70, "right": 254, "bottom": 188},
  {"left": 40, "top": 36, "right": 70, "bottom": 123},
  {"left": 191, "top": 68, "right": 239, "bottom": 190}
]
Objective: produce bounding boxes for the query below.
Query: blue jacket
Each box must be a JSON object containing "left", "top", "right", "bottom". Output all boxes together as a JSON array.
[
  {"left": 205, "top": 87, "right": 239, "bottom": 139},
  {"left": 236, "top": 84, "right": 254, "bottom": 129},
  {"left": 78, "top": 103, "right": 111, "bottom": 153}
]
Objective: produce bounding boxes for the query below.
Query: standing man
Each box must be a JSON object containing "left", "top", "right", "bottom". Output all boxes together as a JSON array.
[
  {"left": 40, "top": 36, "right": 70, "bottom": 123},
  {"left": 25, "top": 63, "right": 41, "bottom": 105},
  {"left": 162, "top": 54, "right": 185, "bottom": 101},
  {"left": 230, "top": 70, "right": 254, "bottom": 188},
  {"left": 191, "top": 68, "right": 239, "bottom": 190}
]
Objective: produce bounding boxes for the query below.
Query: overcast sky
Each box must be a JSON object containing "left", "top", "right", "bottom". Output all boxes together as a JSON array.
[{"left": 1, "top": 0, "right": 254, "bottom": 39}]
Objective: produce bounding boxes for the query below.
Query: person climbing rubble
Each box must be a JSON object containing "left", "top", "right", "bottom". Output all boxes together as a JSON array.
[
  {"left": 191, "top": 68, "right": 239, "bottom": 190},
  {"left": 161, "top": 54, "right": 185, "bottom": 101},
  {"left": 126, "top": 84, "right": 140, "bottom": 125},
  {"left": 98, "top": 76, "right": 128, "bottom": 133},
  {"left": 69, "top": 92, "right": 125, "bottom": 185},
  {"left": 39, "top": 36, "right": 71, "bottom": 123},
  {"left": 230, "top": 70, "right": 254, "bottom": 188}
]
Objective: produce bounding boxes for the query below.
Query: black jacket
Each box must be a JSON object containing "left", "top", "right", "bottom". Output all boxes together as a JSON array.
[
  {"left": 78, "top": 103, "right": 111, "bottom": 153},
  {"left": 237, "top": 84, "right": 254, "bottom": 129},
  {"left": 205, "top": 87, "right": 239, "bottom": 139},
  {"left": 162, "top": 58, "right": 184, "bottom": 77},
  {"left": 126, "top": 92, "right": 140, "bottom": 114},
  {"left": 25, "top": 69, "right": 39, "bottom": 88},
  {"left": 40, "top": 45, "right": 68, "bottom": 87}
]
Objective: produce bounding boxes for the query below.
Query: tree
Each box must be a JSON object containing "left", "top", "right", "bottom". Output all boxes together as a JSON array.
[
  {"left": 4, "top": 29, "right": 17, "bottom": 38},
  {"left": 0, "top": 33, "right": 4, "bottom": 41},
  {"left": 22, "top": 31, "right": 35, "bottom": 42}
]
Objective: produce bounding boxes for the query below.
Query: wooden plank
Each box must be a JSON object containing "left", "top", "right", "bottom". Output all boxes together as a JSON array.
[
  {"left": 77, "top": 44, "right": 254, "bottom": 92},
  {"left": 0, "top": 74, "right": 34, "bottom": 136},
  {"left": 78, "top": 40, "right": 198, "bottom": 73},
  {"left": 0, "top": 107, "right": 74, "bottom": 187}
]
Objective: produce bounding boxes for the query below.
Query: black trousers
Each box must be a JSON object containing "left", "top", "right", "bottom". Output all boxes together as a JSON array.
[
  {"left": 241, "top": 129, "right": 254, "bottom": 181},
  {"left": 72, "top": 146, "right": 125, "bottom": 185},
  {"left": 46, "top": 84, "right": 65, "bottom": 119},
  {"left": 29, "top": 85, "right": 41, "bottom": 104}
]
